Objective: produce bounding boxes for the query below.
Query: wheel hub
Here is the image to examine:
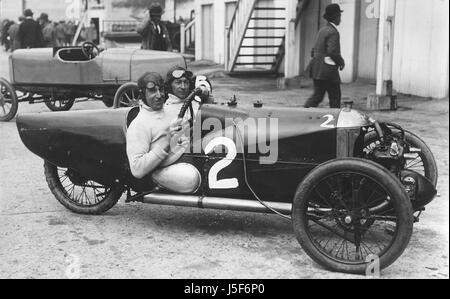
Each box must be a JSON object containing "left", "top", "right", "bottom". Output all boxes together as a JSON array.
[{"left": 66, "top": 169, "right": 87, "bottom": 186}]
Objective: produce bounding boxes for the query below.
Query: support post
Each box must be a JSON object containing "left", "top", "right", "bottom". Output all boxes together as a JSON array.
[
  {"left": 180, "top": 23, "right": 186, "bottom": 54},
  {"left": 367, "top": 0, "right": 397, "bottom": 110}
]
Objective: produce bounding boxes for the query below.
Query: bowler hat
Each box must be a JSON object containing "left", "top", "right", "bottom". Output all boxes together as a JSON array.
[
  {"left": 39, "top": 13, "right": 49, "bottom": 21},
  {"left": 149, "top": 3, "right": 163, "bottom": 16},
  {"left": 24, "top": 9, "right": 33, "bottom": 17},
  {"left": 323, "top": 4, "right": 343, "bottom": 20}
]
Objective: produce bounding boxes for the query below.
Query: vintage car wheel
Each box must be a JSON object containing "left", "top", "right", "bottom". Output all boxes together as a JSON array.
[
  {"left": 0, "top": 77, "right": 19, "bottom": 122},
  {"left": 44, "top": 161, "right": 123, "bottom": 215},
  {"left": 292, "top": 158, "right": 413, "bottom": 274},
  {"left": 113, "top": 82, "right": 140, "bottom": 108},
  {"left": 45, "top": 97, "right": 75, "bottom": 112},
  {"left": 364, "top": 130, "right": 438, "bottom": 187}
]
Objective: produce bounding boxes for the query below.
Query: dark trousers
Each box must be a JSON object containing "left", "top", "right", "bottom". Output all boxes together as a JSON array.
[{"left": 304, "top": 79, "right": 341, "bottom": 108}]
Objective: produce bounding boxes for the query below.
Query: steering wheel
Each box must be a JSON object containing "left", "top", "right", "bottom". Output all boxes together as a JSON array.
[
  {"left": 81, "top": 41, "right": 100, "bottom": 60},
  {"left": 177, "top": 90, "right": 197, "bottom": 121}
]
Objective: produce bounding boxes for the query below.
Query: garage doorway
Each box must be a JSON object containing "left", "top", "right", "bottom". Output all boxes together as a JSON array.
[
  {"left": 201, "top": 4, "right": 214, "bottom": 61},
  {"left": 356, "top": 0, "right": 379, "bottom": 82}
]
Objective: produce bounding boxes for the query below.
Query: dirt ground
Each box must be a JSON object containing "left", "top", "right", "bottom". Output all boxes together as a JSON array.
[{"left": 0, "top": 49, "right": 448, "bottom": 279}]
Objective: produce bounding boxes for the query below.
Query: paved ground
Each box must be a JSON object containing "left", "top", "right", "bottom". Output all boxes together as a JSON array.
[{"left": 0, "top": 49, "right": 448, "bottom": 279}]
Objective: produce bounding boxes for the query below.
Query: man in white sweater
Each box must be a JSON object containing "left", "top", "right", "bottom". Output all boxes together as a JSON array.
[{"left": 126, "top": 72, "right": 201, "bottom": 194}]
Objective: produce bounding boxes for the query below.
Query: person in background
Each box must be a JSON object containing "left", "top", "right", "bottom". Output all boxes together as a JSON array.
[
  {"left": 81, "top": 19, "right": 98, "bottom": 44},
  {"left": 39, "top": 13, "right": 57, "bottom": 48},
  {"left": 19, "top": 9, "right": 43, "bottom": 48},
  {"left": 304, "top": 4, "right": 345, "bottom": 109},
  {"left": 1, "top": 19, "right": 13, "bottom": 51},
  {"left": 137, "top": 3, "right": 172, "bottom": 51},
  {"left": 64, "top": 20, "right": 76, "bottom": 46},
  {"left": 55, "top": 20, "right": 66, "bottom": 46},
  {"left": 7, "top": 17, "right": 25, "bottom": 51}
]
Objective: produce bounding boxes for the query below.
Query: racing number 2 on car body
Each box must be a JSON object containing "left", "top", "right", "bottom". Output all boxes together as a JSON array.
[
  {"left": 204, "top": 115, "right": 335, "bottom": 190},
  {"left": 205, "top": 137, "right": 239, "bottom": 190}
]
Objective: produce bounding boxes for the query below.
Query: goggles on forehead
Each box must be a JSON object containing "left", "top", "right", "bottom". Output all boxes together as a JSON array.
[
  {"left": 172, "top": 69, "right": 193, "bottom": 79},
  {"left": 146, "top": 82, "right": 157, "bottom": 89}
]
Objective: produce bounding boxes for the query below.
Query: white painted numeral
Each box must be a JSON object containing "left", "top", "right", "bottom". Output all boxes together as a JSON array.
[
  {"left": 205, "top": 137, "right": 239, "bottom": 189},
  {"left": 321, "top": 115, "right": 335, "bottom": 128}
]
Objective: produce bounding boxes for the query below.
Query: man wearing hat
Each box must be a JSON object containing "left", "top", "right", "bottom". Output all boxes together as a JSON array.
[
  {"left": 126, "top": 72, "right": 201, "bottom": 194},
  {"left": 39, "top": 13, "right": 57, "bottom": 48},
  {"left": 137, "top": 3, "right": 173, "bottom": 51},
  {"left": 19, "top": 9, "right": 43, "bottom": 48},
  {"left": 304, "top": 3, "right": 345, "bottom": 109}
]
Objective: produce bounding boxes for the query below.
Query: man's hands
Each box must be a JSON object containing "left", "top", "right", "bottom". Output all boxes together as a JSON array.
[{"left": 169, "top": 118, "right": 189, "bottom": 136}]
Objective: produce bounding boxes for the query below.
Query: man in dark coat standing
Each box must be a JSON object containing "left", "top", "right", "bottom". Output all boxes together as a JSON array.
[
  {"left": 137, "top": 3, "right": 172, "bottom": 51},
  {"left": 19, "top": 9, "right": 43, "bottom": 49},
  {"left": 304, "top": 4, "right": 345, "bottom": 109}
]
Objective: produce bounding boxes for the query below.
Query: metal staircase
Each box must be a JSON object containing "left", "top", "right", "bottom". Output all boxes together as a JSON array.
[{"left": 225, "top": 0, "right": 309, "bottom": 75}]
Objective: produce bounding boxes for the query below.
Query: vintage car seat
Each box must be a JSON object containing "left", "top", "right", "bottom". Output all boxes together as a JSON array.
[
  {"left": 124, "top": 107, "right": 201, "bottom": 194},
  {"left": 57, "top": 47, "right": 94, "bottom": 62}
]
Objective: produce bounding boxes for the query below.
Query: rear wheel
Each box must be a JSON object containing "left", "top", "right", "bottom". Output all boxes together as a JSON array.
[
  {"left": 45, "top": 96, "right": 75, "bottom": 112},
  {"left": 113, "top": 82, "right": 140, "bottom": 108},
  {"left": 0, "top": 77, "right": 18, "bottom": 122},
  {"left": 44, "top": 161, "right": 123, "bottom": 215},
  {"left": 292, "top": 158, "right": 413, "bottom": 274}
]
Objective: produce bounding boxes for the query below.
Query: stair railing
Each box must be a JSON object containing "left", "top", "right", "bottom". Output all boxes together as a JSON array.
[
  {"left": 180, "top": 18, "right": 195, "bottom": 54},
  {"left": 225, "top": 0, "right": 258, "bottom": 71}
]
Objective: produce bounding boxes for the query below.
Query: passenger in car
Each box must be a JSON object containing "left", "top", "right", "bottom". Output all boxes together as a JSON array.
[
  {"left": 164, "top": 66, "right": 213, "bottom": 120},
  {"left": 126, "top": 72, "right": 201, "bottom": 194}
]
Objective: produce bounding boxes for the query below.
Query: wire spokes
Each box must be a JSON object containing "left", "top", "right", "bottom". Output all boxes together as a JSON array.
[
  {"left": 56, "top": 167, "right": 111, "bottom": 207},
  {"left": 306, "top": 173, "right": 397, "bottom": 264}
]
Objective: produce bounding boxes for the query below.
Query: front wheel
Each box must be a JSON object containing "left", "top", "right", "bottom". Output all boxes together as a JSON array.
[
  {"left": 44, "top": 161, "right": 123, "bottom": 215},
  {"left": 364, "top": 130, "right": 438, "bottom": 187},
  {"left": 45, "top": 96, "right": 75, "bottom": 112},
  {"left": 0, "top": 77, "right": 18, "bottom": 122},
  {"left": 292, "top": 158, "right": 413, "bottom": 274},
  {"left": 113, "top": 82, "right": 140, "bottom": 109}
]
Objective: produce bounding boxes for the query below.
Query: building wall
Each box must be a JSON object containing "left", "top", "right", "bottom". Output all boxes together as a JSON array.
[{"left": 392, "top": 0, "right": 449, "bottom": 99}]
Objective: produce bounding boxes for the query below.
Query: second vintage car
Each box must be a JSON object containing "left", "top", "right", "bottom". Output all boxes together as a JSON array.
[{"left": 0, "top": 42, "right": 186, "bottom": 121}]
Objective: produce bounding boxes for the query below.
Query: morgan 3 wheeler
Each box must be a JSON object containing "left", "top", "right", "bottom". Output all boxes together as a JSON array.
[{"left": 16, "top": 93, "right": 438, "bottom": 274}]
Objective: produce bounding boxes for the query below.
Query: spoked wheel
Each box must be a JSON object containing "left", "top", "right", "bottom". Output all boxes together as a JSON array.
[
  {"left": 364, "top": 130, "right": 438, "bottom": 187},
  {"left": 44, "top": 161, "right": 123, "bottom": 215},
  {"left": 113, "top": 82, "right": 140, "bottom": 109},
  {"left": 292, "top": 158, "right": 413, "bottom": 274},
  {"left": 45, "top": 96, "right": 75, "bottom": 112},
  {"left": 0, "top": 77, "right": 18, "bottom": 122}
]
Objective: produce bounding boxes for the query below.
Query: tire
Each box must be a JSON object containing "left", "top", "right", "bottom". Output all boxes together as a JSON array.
[
  {"left": 44, "top": 96, "right": 75, "bottom": 112},
  {"left": 364, "top": 130, "right": 438, "bottom": 187},
  {"left": 113, "top": 82, "right": 140, "bottom": 109},
  {"left": 0, "top": 77, "right": 18, "bottom": 122},
  {"left": 292, "top": 158, "right": 413, "bottom": 274},
  {"left": 44, "top": 161, "right": 123, "bottom": 215}
]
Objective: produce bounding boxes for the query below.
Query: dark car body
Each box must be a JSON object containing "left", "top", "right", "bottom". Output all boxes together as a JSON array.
[{"left": 16, "top": 102, "right": 438, "bottom": 274}]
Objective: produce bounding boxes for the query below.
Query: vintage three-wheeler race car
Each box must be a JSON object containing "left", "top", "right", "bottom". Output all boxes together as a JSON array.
[
  {"left": 0, "top": 42, "right": 186, "bottom": 121},
  {"left": 16, "top": 92, "right": 438, "bottom": 274}
]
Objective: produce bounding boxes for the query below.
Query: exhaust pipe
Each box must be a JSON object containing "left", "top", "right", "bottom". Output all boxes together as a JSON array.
[{"left": 142, "top": 193, "right": 292, "bottom": 215}]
